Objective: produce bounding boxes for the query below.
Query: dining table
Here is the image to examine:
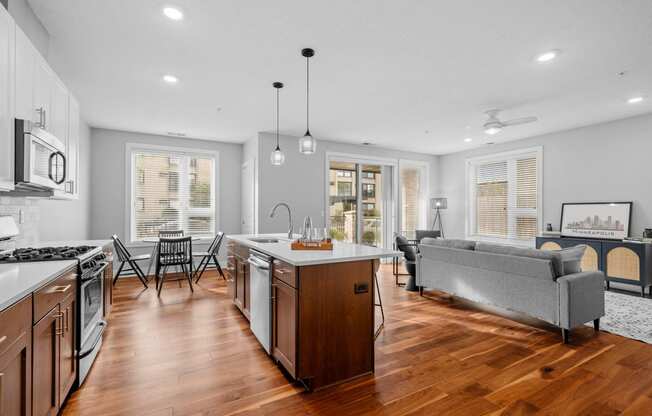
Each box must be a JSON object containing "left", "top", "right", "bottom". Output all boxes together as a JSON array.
[{"left": 142, "top": 235, "right": 208, "bottom": 278}]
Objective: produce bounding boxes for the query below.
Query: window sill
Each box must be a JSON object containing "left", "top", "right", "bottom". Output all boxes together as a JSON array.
[{"left": 466, "top": 235, "right": 535, "bottom": 248}]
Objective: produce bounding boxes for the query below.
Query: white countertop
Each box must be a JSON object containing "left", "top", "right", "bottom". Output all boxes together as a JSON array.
[
  {"left": 227, "top": 234, "right": 402, "bottom": 266},
  {"left": 0, "top": 239, "right": 113, "bottom": 311},
  {"left": 0, "top": 260, "right": 77, "bottom": 310}
]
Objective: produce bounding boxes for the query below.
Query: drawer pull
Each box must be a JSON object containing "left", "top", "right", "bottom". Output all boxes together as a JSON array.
[
  {"left": 52, "top": 284, "right": 72, "bottom": 293},
  {"left": 0, "top": 335, "right": 6, "bottom": 345}
]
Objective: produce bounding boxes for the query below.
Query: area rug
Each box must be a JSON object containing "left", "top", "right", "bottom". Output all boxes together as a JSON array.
[{"left": 591, "top": 291, "right": 652, "bottom": 344}]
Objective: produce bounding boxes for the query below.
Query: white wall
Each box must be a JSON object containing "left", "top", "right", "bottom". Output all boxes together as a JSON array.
[
  {"left": 438, "top": 113, "right": 652, "bottom": 240},
  {"left": 89, "top": 128, "right": 242, "bottom": 243},
  {"left": 256, "top": 132, "right": 439, "bottom": 235}
]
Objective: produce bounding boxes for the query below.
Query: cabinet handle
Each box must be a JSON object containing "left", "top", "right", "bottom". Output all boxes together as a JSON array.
[
  {"left": 53, "top": 284, "right": 71, "bottom": 293},
  {"left": 65, "top": 308, "right": 69, "bottom": 332},
  {"left": 54, "top": 311, "right": 64, "bottom": 335},
  {"left": 0, "top": 335, "right": 6, "bottom": 345}
]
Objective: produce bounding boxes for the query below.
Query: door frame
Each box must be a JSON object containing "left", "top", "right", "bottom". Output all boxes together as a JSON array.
[{"left": 324, "top": 152, "right": 399, "bottom": 249}]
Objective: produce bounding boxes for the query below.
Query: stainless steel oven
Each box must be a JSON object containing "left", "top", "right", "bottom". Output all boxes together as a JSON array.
[
  {"left": 77, "top": 255, "right": 108, "bottom": 385},
  {"left": 14, "top": 118, "right": 67, "bottom": 192}
]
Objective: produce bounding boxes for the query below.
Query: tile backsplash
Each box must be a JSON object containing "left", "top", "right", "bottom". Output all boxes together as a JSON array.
[{"left": 0, "top": 197, "right": 40, "bottom": 251}]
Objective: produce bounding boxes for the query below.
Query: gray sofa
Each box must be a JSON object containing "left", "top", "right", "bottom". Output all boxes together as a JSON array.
[{"left": 416, "top": 239, "right": 605, "bottom": 343}]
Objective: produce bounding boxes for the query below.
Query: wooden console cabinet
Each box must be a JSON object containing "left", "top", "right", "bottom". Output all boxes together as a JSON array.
[{"left": 536, "top": 236, "right": 652, "bottom": 296}]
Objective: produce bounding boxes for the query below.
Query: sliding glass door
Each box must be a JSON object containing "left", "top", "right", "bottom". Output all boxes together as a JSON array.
[
  {"left": 328, "top": 162, "right": 357, "bottom": 243},
  {"left": 328, "top": 159, "right": 395, "bottom": 248}
]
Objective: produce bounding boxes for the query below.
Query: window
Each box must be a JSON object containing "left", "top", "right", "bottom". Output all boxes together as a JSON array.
[
  {"left": 362, "top": 183, "right": 375, "bottom": 199},
  {"left": 400, "top": 162, "right": 428, "bottom": 234},
  {"left": 129, "top": 146, "right": 217, "bottom": 241},
  {"left": 362, "top": 171, "right": 374, "bottom": 179},
  {"left": 337, "top": 182, "right": 353, "bottom": 196},
  {"left": 336, "top": 170, "right": 352, "bottom": 177},
  {"left": 363, "top": 203, "right": 375, "bottom": 212},
  {"left": 467, "top": 147, "right": 541, "bottom": 242}
]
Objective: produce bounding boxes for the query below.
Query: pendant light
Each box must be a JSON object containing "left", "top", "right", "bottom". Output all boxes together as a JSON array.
[
  {"left": 299, "top": 48, "right": 317, "bottom": 154},
  {"left": 270, "top": 82, "right": 285, "bottom": 166}
]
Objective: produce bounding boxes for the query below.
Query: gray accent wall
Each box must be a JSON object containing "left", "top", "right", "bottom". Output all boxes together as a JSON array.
[
  {"left": 438, "top": 113, "right": 652, "bottom": 240},
  {"left": 89, "top": 128, "right": 242, "bottom": 242},
  {"left": 256, "top": 132, "right": 439, "bottom": 234}
]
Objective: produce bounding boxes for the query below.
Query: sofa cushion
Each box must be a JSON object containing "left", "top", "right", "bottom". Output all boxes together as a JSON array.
[
  {"left": 420, "top": 238, "right": 476, "bottom": 250},
  {"left": 475, "top": 242, "right": 564, "bottom": 277},
  {"left": 558, "top": 245, "right": 587, "bottom": 275}
]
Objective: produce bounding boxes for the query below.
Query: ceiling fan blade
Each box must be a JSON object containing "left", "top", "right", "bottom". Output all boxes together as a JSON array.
[{"left": 502, "top": 116, "right": 538, "bottom": 126}]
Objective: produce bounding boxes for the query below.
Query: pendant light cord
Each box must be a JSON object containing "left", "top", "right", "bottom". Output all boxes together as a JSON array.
[
  {"left": 306, "top": 55, "right": 310, "bottom": 133},
  {"left": 276, "top": 86, "right": 280, "bottom": 149}
]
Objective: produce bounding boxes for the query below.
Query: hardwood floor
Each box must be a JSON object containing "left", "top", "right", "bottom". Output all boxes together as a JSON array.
[{"left": 62, "top": 265, "right": 652, "bottom": 415}]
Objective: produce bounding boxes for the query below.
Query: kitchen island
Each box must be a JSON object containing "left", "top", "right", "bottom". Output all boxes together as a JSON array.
[{"left": 225, "top": 234, "right": 401, "bottom": 391}]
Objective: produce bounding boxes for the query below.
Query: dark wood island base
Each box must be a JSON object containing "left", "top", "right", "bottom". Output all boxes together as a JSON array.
[{"left": 227, "top": 239, "right": 383, "bottom": 391}]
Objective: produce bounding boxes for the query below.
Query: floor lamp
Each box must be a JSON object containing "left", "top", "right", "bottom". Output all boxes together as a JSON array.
[{"left": 430, "top": 197, "right": 447, "bottom": 239}]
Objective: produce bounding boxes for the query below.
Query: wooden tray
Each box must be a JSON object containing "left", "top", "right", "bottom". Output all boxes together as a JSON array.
[{"left": 291, "top": 240, "right": 334, "bottom": 251}]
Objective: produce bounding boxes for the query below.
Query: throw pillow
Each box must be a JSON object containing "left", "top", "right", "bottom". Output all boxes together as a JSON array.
[
  {"left": 558, "top": 245, "right": 587, "bottom": 275},
  {"left": 420, "top": 238, "right": 476, "bottom": 250}
]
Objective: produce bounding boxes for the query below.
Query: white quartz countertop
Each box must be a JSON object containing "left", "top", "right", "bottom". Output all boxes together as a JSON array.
[
  {"left": 0, "top": 260, "right": 77, "bottom": 311},
  {"left": 0, "top": 239, "right": 113, "bottom": 311},
  {"left": 227, "top": 234, "right": 402, "bottom": 266}
]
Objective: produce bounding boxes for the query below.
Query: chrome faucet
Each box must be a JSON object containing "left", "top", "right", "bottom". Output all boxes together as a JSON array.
[{"left": 269, "top": 202, "right": 293, "bottom": 239}]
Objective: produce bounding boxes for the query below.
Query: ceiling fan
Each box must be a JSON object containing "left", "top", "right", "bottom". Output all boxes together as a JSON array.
[{"left": 483, "top": 109, "right": 538, "bottom": 135}]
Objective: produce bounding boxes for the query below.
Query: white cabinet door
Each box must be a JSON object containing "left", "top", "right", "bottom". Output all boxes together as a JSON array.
[
  {"left": 0, "top": 6, "right": 15, "bottom": 191},
  {"left": 32, "top": 54, "right": 51, "bottom": 129},
  {"left": 66, "top": 95, "right": 79, "bottom": 198},
  {"left": 50, "top": 75, "right": 68, "bottom": 143},
  {"left": 14, "top": 25, "right": 34, "bottom": 122}
]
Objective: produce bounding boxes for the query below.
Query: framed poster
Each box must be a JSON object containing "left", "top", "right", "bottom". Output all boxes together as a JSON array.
[{"left": 560, "top": 202, "right": 632, "bottom": 240}]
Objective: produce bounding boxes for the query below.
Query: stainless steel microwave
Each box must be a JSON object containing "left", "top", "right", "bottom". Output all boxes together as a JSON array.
[{"left": 14, "top": 119, "right": 67, "bottom": 192}]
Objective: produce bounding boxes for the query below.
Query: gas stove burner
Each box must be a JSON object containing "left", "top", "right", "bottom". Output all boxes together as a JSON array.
[{"left": 0, "top": 245, "right": 97, "bottom": 263}]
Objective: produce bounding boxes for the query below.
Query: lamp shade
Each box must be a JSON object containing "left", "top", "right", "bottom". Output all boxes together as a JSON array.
[{"left": 430, "top": 197, "right": 448, "bottom": 210}]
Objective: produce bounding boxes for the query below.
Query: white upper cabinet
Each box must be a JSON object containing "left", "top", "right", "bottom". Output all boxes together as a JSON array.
[
  {"left": 0, "top": 5, "right": 15, "bottom": 191},
  {"left": 5, "top": 12, "right": 81, "bottom": 197},
  {"left": 50, "top": 74, "right": 68, "bottom": 142},
  {"left": 65, "top": 95, "right": 79, "bottom": 198},
  {"left": 14, "top": 24, "right": 34, "bottom": 122}
]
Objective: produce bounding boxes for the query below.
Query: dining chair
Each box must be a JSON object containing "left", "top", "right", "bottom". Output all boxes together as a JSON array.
[
  {"left": 111, "top": 234, "right": 149, "bottom": 288},
  {"left": 156, "top": 236, "right": 194, "bottom": 296},
  {"left": 159, "top": 229, "right": 184, "bottom": 238},
  {"left": 193, "top": 232, "right": 225, "bottom": 283}
]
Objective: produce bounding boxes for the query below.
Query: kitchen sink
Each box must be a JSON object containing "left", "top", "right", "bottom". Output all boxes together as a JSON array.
[{"left": 248, "top": 237, "right": 280, "bottom": 243}]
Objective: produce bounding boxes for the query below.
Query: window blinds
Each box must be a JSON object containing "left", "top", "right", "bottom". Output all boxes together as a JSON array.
[
  {"left": 472, "top": 153, "right": 538, "bottom": 240},
  {"left": 132, "top": 150, "right": 215, "bottom": 240}
]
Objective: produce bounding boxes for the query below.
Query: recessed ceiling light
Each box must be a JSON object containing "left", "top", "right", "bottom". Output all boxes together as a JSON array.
[
  {"left": 627, "top": 96, "right": 644, "bottom": 104},
  {"left": 464, "top": 138, "right": 473, "bottom": 143},
  {"left": 484, "top": 126, "right": 501, "bottom": 135},
  {"left": 163, "top": 7, "right": 183, "bottom": 20},
  {"left": 163, "top": 74, "right": 178, "bottom": 84},
  {"left": 536, "top": 50, "right": 558, "bottom": 63}
]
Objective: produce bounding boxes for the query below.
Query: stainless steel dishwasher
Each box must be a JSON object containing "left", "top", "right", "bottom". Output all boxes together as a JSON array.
[{"left": 247, "top": 249, "right": 272, "bottom": 354}]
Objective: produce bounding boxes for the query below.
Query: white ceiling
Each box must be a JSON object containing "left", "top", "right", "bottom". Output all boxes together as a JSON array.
[{"left": 29, "top": 0, "right": 652, "bottom": 155}]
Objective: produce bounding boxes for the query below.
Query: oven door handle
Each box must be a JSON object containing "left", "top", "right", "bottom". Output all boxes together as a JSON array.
[
  {"left": 78, "top": 320, "right": 107, "bottom": 359},
  {"left": 81, "top": 262, "right": 109, "bottom": 282}
]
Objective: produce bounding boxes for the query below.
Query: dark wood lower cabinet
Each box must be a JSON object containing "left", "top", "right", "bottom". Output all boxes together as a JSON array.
[
  {"left": 229, "top": 244, "right": 250, "bottom": 320},
  {"left": 0, "top": 296, "right": 32, "bottom": 416},
  {"left": 32, "top": 306, "right": 61, "bottom": 416},
  {"left": 272, "top": 279, "right": 297, "bottom": 378},
  {"left": 59, "top": 294, "right": 76, "bottom": 403}
]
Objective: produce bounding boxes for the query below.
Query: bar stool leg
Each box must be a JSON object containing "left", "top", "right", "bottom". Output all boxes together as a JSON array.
[{"left": 373, "top": 260, "right": 385, "bottom": 340}]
